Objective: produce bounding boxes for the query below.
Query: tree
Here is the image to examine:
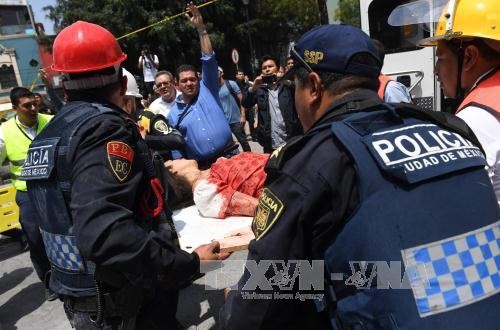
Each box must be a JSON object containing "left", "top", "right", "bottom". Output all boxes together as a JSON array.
[
  {"left": 42, "top": 0, "right": 321, "bottom": 78},
  {"left": 317, "top": 0, "right": 329, "bottom": 24},
  {"left": 334, "top": 0, "right": 361, "bottom": 28}
]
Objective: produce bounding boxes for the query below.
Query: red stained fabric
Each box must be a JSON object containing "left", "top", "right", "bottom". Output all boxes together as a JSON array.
[{"left": 208, "top": 152, "right": 269, "bottom": 217}]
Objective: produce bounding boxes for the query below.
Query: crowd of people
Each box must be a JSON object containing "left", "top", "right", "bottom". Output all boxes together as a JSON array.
[{"left": 0, "top": 0, "right": 498, "bottom": 329}]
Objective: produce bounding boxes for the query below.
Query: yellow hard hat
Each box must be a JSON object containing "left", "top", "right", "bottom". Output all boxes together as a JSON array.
[{"left": 420, "top": 0, "right": 500, "bottom": 48}]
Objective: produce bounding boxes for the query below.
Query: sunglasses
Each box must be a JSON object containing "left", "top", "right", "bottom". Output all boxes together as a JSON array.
[{"left": 290, "top": 47, "right": 314, "bottom": 73}]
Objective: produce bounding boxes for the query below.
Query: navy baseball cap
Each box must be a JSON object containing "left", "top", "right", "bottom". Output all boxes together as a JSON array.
[{"left": 283, "top": 24, "right": 382, "bottom": 80}]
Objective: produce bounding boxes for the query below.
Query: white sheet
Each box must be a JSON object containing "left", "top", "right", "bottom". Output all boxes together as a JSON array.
[{"left": 172, "top": 205, "right": 253, "bottom": 253}]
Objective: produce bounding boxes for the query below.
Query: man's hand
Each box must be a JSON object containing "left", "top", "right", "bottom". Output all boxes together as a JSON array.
[
  {"left": 185, "top": 2, "right": 205, "bottom": 31},
  {"left": 251, "top": 76, "right": 263, "bottom": 91},
  {"left": 39, "top": 68, "right": 49, "bottom": 86},
  {"left": 223, "top": 287, "right": 231, "bottom": 300},
  {"left": 185, "top": 1, "right": 212, "bottom": 55},
  {"left": 240, "top": 109, "right": 246, "bottom": 126},
  {"left": 194, "top": 241, "right": 230, "bottom": 261}
]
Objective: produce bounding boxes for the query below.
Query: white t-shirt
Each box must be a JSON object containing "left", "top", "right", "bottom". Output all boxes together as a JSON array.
[
  {"left": 138, "top": 54, "right": 159, "bottom": 82},
  {"left": 148, "top": 90, "right": 181, "bottom": 118},
  {"left": 457, "top": 106, "right": 500, "bottom": 204}
]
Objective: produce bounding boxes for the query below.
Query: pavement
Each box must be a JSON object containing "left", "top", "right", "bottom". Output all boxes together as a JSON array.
[
  {"left": 0, "top": 237, "right": 248, "bottom": 330},
  {"left": 0, "top": 139, "right": 262, "bottom": 330}
]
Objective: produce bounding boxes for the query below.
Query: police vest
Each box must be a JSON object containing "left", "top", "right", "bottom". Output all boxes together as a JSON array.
[
  {"left": 1, "top": 114, "right": 52, "bottom": 191},
  {"left": 323, "top": 105, "right": 499, "bottom": 329},
  {"left": 20, "top": 102, "right": 133, "bottom": 297},
  {"left": 457, "top": 69, "right": 500, "bottom": 117},
  {"left": 377, "top": 74, "right": 393, "bottom": 101}
]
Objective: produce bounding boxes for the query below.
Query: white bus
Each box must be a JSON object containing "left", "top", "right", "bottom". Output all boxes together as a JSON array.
[{"left": 327, "top": 0, "right": 451, "bottom": 112}]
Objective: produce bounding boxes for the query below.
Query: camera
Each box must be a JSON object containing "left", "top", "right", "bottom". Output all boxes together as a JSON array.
[{"left": 262, "top": 74, "right": 277, "bottom": 84}]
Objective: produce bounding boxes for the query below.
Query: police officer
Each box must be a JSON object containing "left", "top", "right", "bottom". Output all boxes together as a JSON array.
[
  {"left": 220, "top": 24, "right": 499, "bottom": 329},
  {"left": 22, "top": 21, "right": 228, "bottom": 329},
  {"left": 419, "top": 0, "right": 500, "bottom": 204}
]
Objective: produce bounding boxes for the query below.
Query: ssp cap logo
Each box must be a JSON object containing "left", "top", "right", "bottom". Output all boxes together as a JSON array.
[{"left": 303, "top": 50, "right": 324, "bottom": 64}]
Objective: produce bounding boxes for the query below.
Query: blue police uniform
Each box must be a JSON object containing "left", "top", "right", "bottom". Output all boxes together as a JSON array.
[
  {"left": 22, "top": 99, "right": 200, "bottom": 328},
  {"left": 220, "top": 90, "right": 499, "bottom": 329}
]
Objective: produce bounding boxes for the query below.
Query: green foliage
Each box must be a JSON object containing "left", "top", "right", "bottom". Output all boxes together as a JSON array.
[
  {"left": 333, "top": 0, "right": 361, "bottom": 27},
  {"left": 42, "top": 0, "right": 322, "bottom": 77}
]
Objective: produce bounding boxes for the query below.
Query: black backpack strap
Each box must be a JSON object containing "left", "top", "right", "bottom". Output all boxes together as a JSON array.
[
  {"left": 225, "top": 80, "right": 240, "bottom": 106},
  {"left": 316, "top": 95, "right": 485, "bottom": 155},
  {"left": 308, "top": 97, "right": 385, "bottom": 134},
  {"left": 388, "top": 103, "right": 486, "bottom": 155},
  {"left": 53, "top": 103, "right": 122, "bottom": 200},
  {"left": 174, "top": 103, "right": 194, "bottom": 129}
]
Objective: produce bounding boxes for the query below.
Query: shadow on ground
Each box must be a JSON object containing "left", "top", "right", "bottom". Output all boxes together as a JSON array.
[
  {"left": 0, "top": 234, "right": 26, "bottom": 263},
  {"left": 177, "top": 283, "right": 225, "bottom": 329},
  {"left": 0, "top": 282, "right": 46, "bottom": 330},
  {"left": 0, "top": 267, "right": 33, "bottom": 296}
]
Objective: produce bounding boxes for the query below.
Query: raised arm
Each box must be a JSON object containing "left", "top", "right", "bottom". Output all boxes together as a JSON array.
[{"left": 186, "top": 2, "right": 212, "bottom": 55}]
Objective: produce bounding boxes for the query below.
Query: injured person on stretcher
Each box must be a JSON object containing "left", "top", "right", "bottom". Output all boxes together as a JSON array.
[{"left": 165, "top": 152, "right": 269, "bottom": 219}]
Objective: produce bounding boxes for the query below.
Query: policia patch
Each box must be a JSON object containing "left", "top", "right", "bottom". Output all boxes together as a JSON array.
[
  {"left": 252, "top": 188, "right": 284, "bottom": 240},
  {"left": 107, "top": 141, "right": 134, "bottom": 182}
]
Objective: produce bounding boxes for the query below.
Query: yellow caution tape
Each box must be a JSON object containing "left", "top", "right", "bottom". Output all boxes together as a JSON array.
[
  {"left": 117, "top": 0, "right": 219, "bottom": 41},
  {"left": 29, "top": 70, "right": 41, "bottom": 91},
  {"left": 26, "top": 1, "right": 219, "bottom": 90}
]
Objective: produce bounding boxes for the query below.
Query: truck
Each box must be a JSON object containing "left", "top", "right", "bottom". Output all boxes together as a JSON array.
[{"left": 327, "top": 0, "right": 450, "bottom": 112}]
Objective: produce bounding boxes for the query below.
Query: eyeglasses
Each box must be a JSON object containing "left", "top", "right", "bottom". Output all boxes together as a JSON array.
[
  {"left": 155, "top": 81, "right": 173, "bottom": 88},
  {"left": 290, "top": 47, "right": 314, "bottom": 73}
]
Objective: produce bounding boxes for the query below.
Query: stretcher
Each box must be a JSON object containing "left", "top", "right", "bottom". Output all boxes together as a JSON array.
[
  {"left": 0, "top": 183, "right": 21, "bottom": 234},
  {"left": 172, "top": 205, "right": 254, "bottom": 253}
]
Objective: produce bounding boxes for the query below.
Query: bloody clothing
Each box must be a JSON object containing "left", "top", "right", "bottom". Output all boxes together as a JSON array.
[{"left": 193, "top": 152, "right": 269, "bottom": 218}]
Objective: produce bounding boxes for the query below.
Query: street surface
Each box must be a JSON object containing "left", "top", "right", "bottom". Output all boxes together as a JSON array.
[
  {"left": 0, "top": 139, "right": 261, "bottom": 330},
  {"left": 0, "top": 237, "right": 248, "bottom": 330}
]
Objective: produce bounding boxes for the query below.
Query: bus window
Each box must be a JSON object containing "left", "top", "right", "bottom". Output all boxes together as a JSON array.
[{"left": 368, "top": 0, "right": 430, "bottom": 54}]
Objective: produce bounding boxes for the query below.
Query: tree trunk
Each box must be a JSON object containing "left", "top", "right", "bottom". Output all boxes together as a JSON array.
[{"left": 317, "top": 0, "right": 329, "bottom": 25}]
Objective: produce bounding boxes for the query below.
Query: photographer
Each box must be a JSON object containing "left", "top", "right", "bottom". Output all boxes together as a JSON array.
[
  {"left": 137, "top": 44, "right": 159, "bottom": 100},
  {"left": 242, "top": 55, "right": 302, "bottom": 153}
]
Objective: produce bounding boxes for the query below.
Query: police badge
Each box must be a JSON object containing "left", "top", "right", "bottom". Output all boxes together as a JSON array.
[
  {"left": 106, "top": 141, "right": 134, "bottom": 182},
  {"left": 252, "top": 188, "right": 284, "bottom": 240}
]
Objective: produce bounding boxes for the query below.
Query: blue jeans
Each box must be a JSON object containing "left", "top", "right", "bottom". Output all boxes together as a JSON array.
[{"left": 15, "top": 190, "right": 51, "bottom": 286}]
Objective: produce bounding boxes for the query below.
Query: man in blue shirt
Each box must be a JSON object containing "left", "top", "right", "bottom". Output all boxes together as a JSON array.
[
  {"left": 168, "top": 3, "right": 233, "bottom": 165},
  {"left": 218, "top": 66, "right": 251, "bottom": 152},
  {"left": 372, "top": 39, "right": 412, "bottom": 103}
]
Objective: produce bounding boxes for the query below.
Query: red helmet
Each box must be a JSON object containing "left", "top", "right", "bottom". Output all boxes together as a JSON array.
[{"left": 52, "top": 21, "right": 127, "bottom": 73}]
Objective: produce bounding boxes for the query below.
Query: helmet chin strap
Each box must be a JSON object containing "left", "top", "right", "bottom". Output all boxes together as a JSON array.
[{"left": 454, "top": 41, "right": 465, "bottom": 106}]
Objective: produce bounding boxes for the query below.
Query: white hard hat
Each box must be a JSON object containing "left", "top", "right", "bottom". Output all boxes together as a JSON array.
[{"left": 123, "top": 68, "right": 142, "bottom": 98}]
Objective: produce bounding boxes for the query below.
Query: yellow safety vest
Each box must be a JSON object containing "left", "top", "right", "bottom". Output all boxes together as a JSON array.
[{"left": 2, "top": 114, "right": 52, "bottom": 191}]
